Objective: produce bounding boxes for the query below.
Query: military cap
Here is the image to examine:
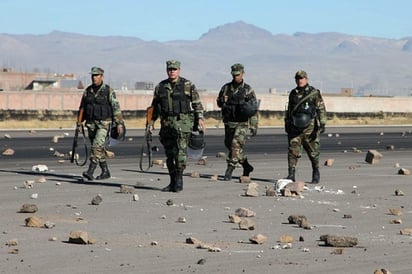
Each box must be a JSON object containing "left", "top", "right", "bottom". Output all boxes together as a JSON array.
[
  {"left": 90, "top": 66, "right": 104, "bottom": 75},
  {"left": 231, "top": 63, "right": 244, "bottom": 75},
  {"left": 166, "top": 60, "right": 181, "bottom": 69},
  {"left": 295, "top": 70, "right": 308, "bottom": 79}
]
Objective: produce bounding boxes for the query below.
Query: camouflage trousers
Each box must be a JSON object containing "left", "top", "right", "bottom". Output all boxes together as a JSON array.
[
  {"left": 86, "top": 120, "right": 110, "bottom": 164},
  {"left": 159, "top": 126, "right": 190, "bottom": 173},
  {"left": 224, "top": 121, "right": 249, "bottom": 167},
  {"left": 287, "top": 128, "right": 320, "bottom": 169}
]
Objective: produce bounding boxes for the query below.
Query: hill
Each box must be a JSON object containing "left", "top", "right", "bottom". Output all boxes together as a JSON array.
[{"left": 1, "top": 21, "right": 412, "bottom": 95}]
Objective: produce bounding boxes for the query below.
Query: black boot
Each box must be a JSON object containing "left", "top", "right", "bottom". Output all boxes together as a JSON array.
[
  {"left": 224, "top": 165, "right": 235, "bottom": 181},
  {"left": 286, "top": 167, "right": 296, "bottom": 182},
  {"left": 96, "top": 161, "right": 111, "bottom": 180},
  {"left": 82, "top": 161, "right": 97, "bottom": 180},
  {"left": 311, "top": 167, "right": 320, "bottom": 184},
  {"left": 174, "top": 171, "right": 183, "bottom": 192},
  {"left": 162, "top": 172, "right": 176, "bottom": 192},
  {"left": 242, "top": 158, "right": 254, "bottom": 176}
]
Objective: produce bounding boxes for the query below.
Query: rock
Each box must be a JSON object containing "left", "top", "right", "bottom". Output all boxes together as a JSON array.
[
  {"left": 25, "top": 216, "right": 44, "bottom": 228},
  {"left": 197, "top": 158, "right": 207, "bottom": 165},
  {"left": 320, "top": 234, "right": 358, "bottom": 247},
  {"left": 4, "top": 133, "right": 11, "bottom": 139},
  {"left": 365, "top": 149, "right": 383, "bottom": 164},
  {"left": 209, "top": 174, "right": 218, "bottom": 181},
  {"left": 400, "top": 228, "right": 412, "bottom": 235},
  {"left": 239, "top": 176, "right": 251, "bottom": 184},
  {"left": 386, "top": 145, "right": 395, "bottom": 150},
  {"left": 284, "top": 182, "right": 305, "bottom": 194},
  {"left": 388, "top": 208, "right": 402, "bottom": 216},
  {"left": 245, "top": 182, "right": 259, "bottom": 197},
  {"left": 228, "top": 214, "right": 241, "bottom": 224},
  {"left": 330, "top": 248, "right": 344, "bottom": 255},
  {"left": 6, "top": 239, "right": 18, "bottom": 246},
  {"left": 2, "top": 148, "right": 15, "bottom": 156},
  {"left": 279, "top": 235, "right": 294, "bottom": 243},
  {"left": 68, "top": 230, "right": 89, "bottom": 244},
  {"left": 44, "top": 221, "right": 55, "bottom": 229},
  {"left": 265, "top": 187, "right": 277, "bottom": 196},
  {"left": 19, "top": 204, "right": 38, "bottom": 213},
  {"left": 166, "top": 199, "right": 174, "bottom": 206},
  {"left": 186, "top": 237, "right": 202, "bottom": 245},
  {"left": 191, "top": 171, "right": 200, "bottom": 178},
  {"left": 249, "top": 234, "right": 267, "bottom": 244},
  {"left": 119, "top": 185, "right": 135, "bottom": 194},
  {"left": 239, "top": 218, "right": 256, "bottom": 230},
  {"left": 132, "top": 194, "right": 139, "bottom": 201},
  {"left": 390, "top": 219, "right": 402, "bottom": 224},
  {"left": 324, "top": 158, "right": 335, "bottom": 166},
  {"left": 91, "top": 194, "right": 103, "bottom": 205},
  {"left": 394, "top": 189, "right": 404, "bottom": 196},
  {"left": 152, "top": 159, "right": 163, "bottom": 166},
  {"left": 32, "top": 164, "right": 48, "bottom": 172},
  {"left": 105, "top": 150, "right": 115, "bottom": 158},
  {"left": 398, "top": 168, "right": 410, "bottom": 175},
  {"left": 374, "top": 269, "right": 392, "bottom": 274},
  {"left": 177, "top": 217, "right": 187, "bottom": 223},
  {"left": 216, "top": 152, "right": 225, "bottom": 158},
  {"left": 235, "top": 207, "right": 256, "bottom": 217}
]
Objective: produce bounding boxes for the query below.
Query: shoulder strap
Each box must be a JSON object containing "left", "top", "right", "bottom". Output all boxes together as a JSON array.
[{"left": 291, "top": 88, "right": 318, "bottom": 114}]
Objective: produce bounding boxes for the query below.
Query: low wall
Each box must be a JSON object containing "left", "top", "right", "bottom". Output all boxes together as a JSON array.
[{"left": 1, "top": 91, "right": 412, "bottom": 113}]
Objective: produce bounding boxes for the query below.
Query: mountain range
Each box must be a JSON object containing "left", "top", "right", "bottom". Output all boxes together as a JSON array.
[{"left": 1, "top": 21, "right": 412, "bottom": 96}]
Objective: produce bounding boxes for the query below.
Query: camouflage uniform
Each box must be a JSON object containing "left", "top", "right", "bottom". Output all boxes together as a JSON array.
[
  {"left": 284, "top": 70, "right": 326, "bottom": 183},
  {"left": 216, "top": 64, "right": 259, "bottom": 180},
  {"left": 150, "top": 60, "right": 204, "bottom": 192},
  {"left": 79, "top": 66, "right": 124, "bottom": 180}
]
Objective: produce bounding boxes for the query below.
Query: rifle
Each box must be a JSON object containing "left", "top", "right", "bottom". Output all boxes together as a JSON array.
[
  {"left": 139, "top": 106, "right": 154, "bottom": 171},
  {"left": 70, "top": 109, "right": 88, "bottom": 166}
]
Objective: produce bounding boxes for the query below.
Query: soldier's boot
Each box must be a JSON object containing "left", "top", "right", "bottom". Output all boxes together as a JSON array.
[
  {"left": 174, "top": 171, "right": 183, "bottom": 193},
  {"left": 162, "top": 172, "right": 176, "bottom": 192},
  {"left": 242, "top": 158, "right": 254, "bottom": 177},
  {"left": 311, "top": 167, "right": 320, "bottom": 184},
  {"left": 82, "top": 161, "right": 97, "bottom": 180},
  {"left": 224, "top": 165, "right": 235, "bottom": 181},
  {"left": 286, "top": 167, "right": 296, "bottom": 182},
  {"left": 96, "top": 161, "right": 111, "bottom": 180}
]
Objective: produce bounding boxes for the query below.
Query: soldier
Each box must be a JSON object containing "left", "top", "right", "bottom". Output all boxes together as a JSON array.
[
  {"left": 78, "top": 66, "right": 124, "bottom": 180},
  {"left": 216, "top": 63, "right": 259, "bottom": 181},
  {"left": 284, "top": 70, "right": 327, "bottom": 184},
  {"left": 149, "top": 60, "right": 205, "bottom": 192}
]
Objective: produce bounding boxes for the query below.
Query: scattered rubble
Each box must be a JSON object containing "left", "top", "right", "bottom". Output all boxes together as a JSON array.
[
  {"left": 319, "top": 234, "right": 358, "bottom": 247},
  {"left": 365, "top": 149, "right": 383, "bottom": 164}
]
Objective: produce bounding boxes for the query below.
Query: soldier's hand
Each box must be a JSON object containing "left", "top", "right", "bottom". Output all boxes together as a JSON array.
[
  {"left": 249, "top": 127, "right": 257, "bottom": 137},
  {"left": 76, "top": 122, "right": 83, "bottom": 131},
  {"left": 319, "top": 124, "right": 326, "bottom": 134}
]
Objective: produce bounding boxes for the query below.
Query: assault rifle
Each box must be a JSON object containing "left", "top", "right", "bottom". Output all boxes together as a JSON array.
[
  {"left": 70, "top": 109, "right": 88, "bottom": 166},
  {"left": 139, "top": 106, "right": 154, "bottom": 171}
]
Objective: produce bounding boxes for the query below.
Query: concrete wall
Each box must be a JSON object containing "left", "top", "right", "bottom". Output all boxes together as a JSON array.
[{"left": 1, "top": 91, "right": 412, "bottom": 113}]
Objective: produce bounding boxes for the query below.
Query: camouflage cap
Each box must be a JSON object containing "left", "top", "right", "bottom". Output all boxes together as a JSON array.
[
  {"left": 166, "top": 60, "right": 181, "bottom": 69},
  {"left": 295, "top": 70, "right": 308, "bottom": 79},
  {"left": 231, "top": 63, "right": 244, "bottom": 75},
  {"left": 90, "top": 66, "right": 104, "bottom": 75}
]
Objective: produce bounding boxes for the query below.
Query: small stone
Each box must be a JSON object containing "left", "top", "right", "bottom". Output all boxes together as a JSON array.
[
  {"left": 19, "top": 204, "right": 38, "bottom": 213},
  {"left": 365, "top": 149, "right": 382, "bottom": 164},
  {"left": 197, "top": 258, "right": 206, "bottom": 265},
  {"left": 324, "top": 159, "right": 334, "bottom": 166},
  {"left": 394, "top": 189, "right": 404, "bottom": 196},
  {"left": 91, "top": 194, "right": 103, "bottom": 205},
  {"left": 150, "top": 241, "right": 158, "bottom": 246},
  {"left": 132, "top": 194, "right": 139, "bottom": 201},
  {"left": 177, "top": 217, "right": 187, "bottom": 223},
  {"left": 343, "top": 214, "right": 352, "bottom": 219},
  {"left": 209, "top": 174, "right": 218, "bottom": 181},
  {"left": 235, "top": 207, "right": 256, "bottom": 217},
  {"left": 6, "top": 239, "right": 18, "bottom": 246},
  {"left": 216, "top": 152, "right": 225, "bottom": 158},
  {"left": 400, "top": 228, "right": 412, "bottom": 235},
  {"left": 228, "top": 214, "right": 241, "bottom": 224},
  {"left": 2, "top": 148, "right": 15, "bottom": 156},
  {"left": 265, "top": 187, "right": 277, "bottom": 197},
  {"left": 25, "top": 216, "right": 44, "bottom": 228},
  {"left": 320, "top": 234, "right": 358, "bottom": 247},
  {"left": 279, "top": 235, "right": 294, "bottom": 243},
  {"left": 119, "top": 185, "right": 135, "bottom": 194},
  {"left": 239, "top": 218, "right": 256, "bottom": 230},
  {"left": 398, "top": 168, "right": 410, "bottom": 175},
  {"left": 249, "top": 234, "right": 267, "bottom": 244},
  {"left": 388, "top": 208, "right": 402, "bottom": 216},
  {"left": 166, "top": 199, "right": 174, "bottom": 206},
  {"left": 390, "top": 219, "right": 402, "bottom": 224},
  {"left": 190, "top": 171, "right": 200, "bottom": 178},
  {"left": 68, "top": 230, "right": 89, "bottom": 244},
  {"left": 239, "top": 176, "right": 251, "bottom": 184},
  {"left": 44, "top": 221, "right": 56, "bottom": 229},
  {"left": 374, "top": 268, "right": 392, "bottom": 274}
]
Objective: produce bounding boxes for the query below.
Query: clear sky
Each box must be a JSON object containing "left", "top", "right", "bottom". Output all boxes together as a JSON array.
[{"left": 1, "top": 0, "right": 411, "bottom": 41}]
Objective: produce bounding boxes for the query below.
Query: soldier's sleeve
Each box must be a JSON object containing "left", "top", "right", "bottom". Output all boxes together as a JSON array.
[
  {"left": 216, "top": 85, "right": 226, "bottom": 108},
  {"left": 248, "top": 87, "right": 259, "bottom": 128},
  {"left": 190, "top": 84, "right": 204, "bottom": 120},
  {"left": 316, "top": 90, "right": 327, "bottom": 126},
  {"left": 109, "top": 88, "right": 124, "bottom": 123},
  {"left": 150, "top": 85, "right": 160, "bottom": 123}
]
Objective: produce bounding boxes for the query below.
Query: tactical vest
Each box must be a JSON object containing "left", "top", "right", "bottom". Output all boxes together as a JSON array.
[
  {"left": 157, "top": 78, "right": 191, "bottom": 117},
  {"left": 223, "top": 83, "right": 255, "bottom": 122},
  {"left": 290, "top": 86, "right": 317, "bottom": 129},
  {"left": 83, "top": 84, "right": 113, "bottom": 121}
]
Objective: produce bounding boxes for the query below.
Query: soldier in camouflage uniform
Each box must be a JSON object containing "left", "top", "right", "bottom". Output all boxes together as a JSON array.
[
  {"left": 284, "top": 70, "right": 327, "bottom": 184},
  {"left": 78, "top": 66, "right": 124, "bottom": 180},
  {"left": 216, "top": 64, "right": 259, "bottom": 181},
  {"left": 149, "top": 60, "right": 205, "bottom": 193}
]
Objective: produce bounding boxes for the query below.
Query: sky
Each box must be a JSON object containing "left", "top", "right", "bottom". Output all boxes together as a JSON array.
[{"left": 1, "top": 0, "right": 411, "bottom": 41}]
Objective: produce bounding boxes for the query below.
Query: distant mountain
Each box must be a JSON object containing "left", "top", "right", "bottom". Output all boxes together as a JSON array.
[{"left": 1, "top": 21, "right": 412, "bottom": 96}]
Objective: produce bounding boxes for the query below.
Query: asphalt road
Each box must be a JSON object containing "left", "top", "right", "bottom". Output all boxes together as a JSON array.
[{"left": 1, "top": 126, "right": 411, "bottom": 165}]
